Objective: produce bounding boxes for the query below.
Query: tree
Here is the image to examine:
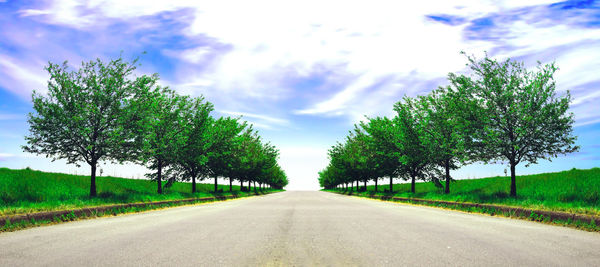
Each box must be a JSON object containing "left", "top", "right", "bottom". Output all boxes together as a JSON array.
[
  {"left": 449, "top": 53, "right": 579, "bottom": 197},
  {"left": 350, "top": 127, "right": 381, "bottom": 191},
  {"left": 134, "top": 87, "right": 190, "bottom": 194},
  {"left": 23, "top": 56, "right": 157, "bottom": 197},
  {"left": 413, "top": 87, "right": 466, "bottom": 194},
  {"left": 393, "top": 97, "right": 437, "bottom": 193},
  {"left": 217, "top": 126, "right": 260, "bottom": 192},
  {"left": 208, "top": 119, "right": 250, "bottom": 192},
  {"left": 246, "top": 138, "right": 278, "bottom": 192},
  {"left": 206, "top": 117, "right": 248, "bottom": 192},
  {"left": 328, "top": 141, "right": 356, "bottom": 191},
  {"left": 268, "top": 164, "right": 288, "bottom": 189},
  {"left": 169, "top": 96, "right": 214, "bottom": 193},
  {"left": 360, "top": 116, "right": 400, "bottom": 192}
]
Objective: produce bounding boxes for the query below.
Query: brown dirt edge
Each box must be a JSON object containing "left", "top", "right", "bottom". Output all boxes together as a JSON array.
[
  {"left": 0, "top": 192, "right": 271, "bottom": 227},
  {"left": 336, "top": 192, "right": 600, "bottom": 225}
]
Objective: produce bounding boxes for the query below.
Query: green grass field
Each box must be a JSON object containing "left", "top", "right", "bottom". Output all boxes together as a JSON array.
[
  {"left": 327, "top": 167, "right": 600, "bottom": 216},
  {"left": 0, "top": 167, "right": 279, "bottom": 216}
]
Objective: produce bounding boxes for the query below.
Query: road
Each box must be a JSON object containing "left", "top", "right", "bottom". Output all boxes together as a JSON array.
[{"left": 1, "top": 191, "right": 599, "bottom": 266}]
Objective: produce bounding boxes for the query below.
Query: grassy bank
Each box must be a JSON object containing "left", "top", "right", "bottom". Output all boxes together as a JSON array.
[
  {"left": 0, "top": 168, "right": 281, "bottom": 216},
  {"left": 325, "top": 167, "right": 600, "bottom": 216}
]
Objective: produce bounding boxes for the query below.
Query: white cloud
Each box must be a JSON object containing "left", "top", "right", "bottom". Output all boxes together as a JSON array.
[
  {"left": 0, "top": 54, "right": 48, "bottom": 100},
  {"left": 10, "top": 1, "right": 492, "bottom": 115},
  {"left": 163, "top": 46, "right": 215, "bottom": 65},
  {"left": 20, "top": 0, "right": 599, "bottom": 124},
  {"left": 218, "top": 110, "right": 289, "bottom": 125},
  {"left": 572, "top": 90, "right": 600, "bottom": 107},
  {"left": 553, "top": 45, "right": 600, "bottom": 93},
  {"left": 215, "top": 110, "right": 291, "bottom": 131},
  {"left": 575, "top": 118, "right": 600, "bottom": 128}
]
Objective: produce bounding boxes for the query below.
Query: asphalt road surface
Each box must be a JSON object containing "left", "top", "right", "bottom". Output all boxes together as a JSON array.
[{"left": 1, "top": 191, "right": 600, "bottom": 266}]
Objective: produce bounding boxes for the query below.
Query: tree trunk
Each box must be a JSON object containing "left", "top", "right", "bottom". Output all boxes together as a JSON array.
[
  {"left": 375, "top": 179, "right": 378, "bottom": 192},
  {"left": 214, "top": 176, "right": 218, "bottom": 192},
  {"left": 510, "top": 162, "right": 517, "bottom": 197},
  {"left": 410, "top": 174, "right": 415, "bottom": 193},
  {"left": 444, "top": 160, "right": 450, "bottom": 194},
  {"left": 229, "top": 178, "right": 233, "bottom": 192},
  {"left": 389, "top": 176, "right": 393, "bottom": 192},
  {"left": 192, "top": 176, "right": 196, "bottom": 193},
  {"left": 157, "top": 161, "right": 163, "bottom": 194},
  {"left": 364, "top": 179, "right": 367, "bottom": 190},
  {"left": 90, "top": 161, "right": 97, "bottom": 197}
]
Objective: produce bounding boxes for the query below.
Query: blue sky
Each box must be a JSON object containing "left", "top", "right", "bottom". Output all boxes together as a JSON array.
[{"left": 1, "top": 0, "right": 599, "bottom": 190}]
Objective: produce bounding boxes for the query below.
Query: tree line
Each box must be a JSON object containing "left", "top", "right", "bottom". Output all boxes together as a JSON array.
[
  {"left": 23, "top": 56, "right": 288, "bottom": 197},
  {"left": 318, "top": 53, "right": 579, "bottom": 197}
]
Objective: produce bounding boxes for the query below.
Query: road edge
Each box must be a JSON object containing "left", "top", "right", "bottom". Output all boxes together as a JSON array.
[
  {"left": 328, "top": 191, "right": 599, "bottom": 232},
  {"left": 0, "top": 191, "right": 280, "bottom": 232}
]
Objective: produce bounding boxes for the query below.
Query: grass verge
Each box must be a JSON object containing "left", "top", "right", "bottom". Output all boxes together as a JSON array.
[
  {"left": 326, "top": 167, "right": 600, "bottom": 216},
  {"left": 1, "top": 192, "right": 276, "bottom": 232},
  {"left": 0, "top": 167, "right": 280, "bottom": 216},
  {"left": 325, "top": 167, "right": 600, "bottom": 231},
  {"left": 0, "top": 167, "right": 283, "bottom": 232}
]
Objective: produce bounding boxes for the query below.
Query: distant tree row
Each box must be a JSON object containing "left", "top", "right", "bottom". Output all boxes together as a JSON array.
[
  {"left": 319, "top": 53, "right": 579, "bottom": 197},
  {"left": 24, "top": 56, "right": 288, "bottom": 197}
]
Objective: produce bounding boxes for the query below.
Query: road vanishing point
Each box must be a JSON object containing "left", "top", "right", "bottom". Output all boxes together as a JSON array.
[{"left": 1, "top": 191, "right": 600, "bottom": 266}]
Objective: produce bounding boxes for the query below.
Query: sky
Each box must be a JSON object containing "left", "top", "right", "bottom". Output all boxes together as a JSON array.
[{"left": 1, "top": 0, "right": 599, "bottom": 190}]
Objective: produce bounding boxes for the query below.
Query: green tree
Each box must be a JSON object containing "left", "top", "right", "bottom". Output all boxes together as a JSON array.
[
  {"left": 134, "top": 87, "right": 190, "bottom": 194},
  {"left": 208, "top": 119, "right": 250, "bottom": 192},
  {"left": 449, "top": 54, "right": 579, "bottom": 197},
  {"left": 23, "top": 57, "right": 157, "bottom": 197},
  {"left": 219, "top": 127, "right": 259, "bottom": 192},
  {"left": 206, "top": 117, "right": 248, "bottom": 192},
  {"left": 360, "top": 116, "right": 401, "bottom": 192},
  {"left": 350, "top": 127, "right": 381, "bottom": 191},
  {"left": 328, "top": 141, "right": 357, "bottom": 191},
  {"left": 393, "top": 97, "right": 437, "bottom": 193},
  {"left": 319, "top": 163, "right": 346, "bottom": 190},
  {"left": 413, "top": 87, "right": 467, "bottom": 194},
  {"left": 247, "top": 138, "right": 279, "bottom": 192},
  {"left": 169, "top": 96, "right": 214, "bottom": 193},
  {"left": 268, "top": 164, "right": 288, "bottom": 189}
]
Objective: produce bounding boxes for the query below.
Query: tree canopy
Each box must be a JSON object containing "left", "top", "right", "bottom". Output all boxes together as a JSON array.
[
  {"left": 23, "top": 57, "right": 158, "bottom": 197},
  {"left": 24, "top": 55, "right": 287, "bottom": 197},
  {"left": 319, "top": 53, "right": 578, "bottom": 198}
]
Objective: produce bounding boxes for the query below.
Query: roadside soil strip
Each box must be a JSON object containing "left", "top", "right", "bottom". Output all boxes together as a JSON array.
[
  {"left": 338, "top": 192, "right": 600, "bottom": 225},
  {"left": 0, "top": 193, "right": 267, "bottom": 227}
]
